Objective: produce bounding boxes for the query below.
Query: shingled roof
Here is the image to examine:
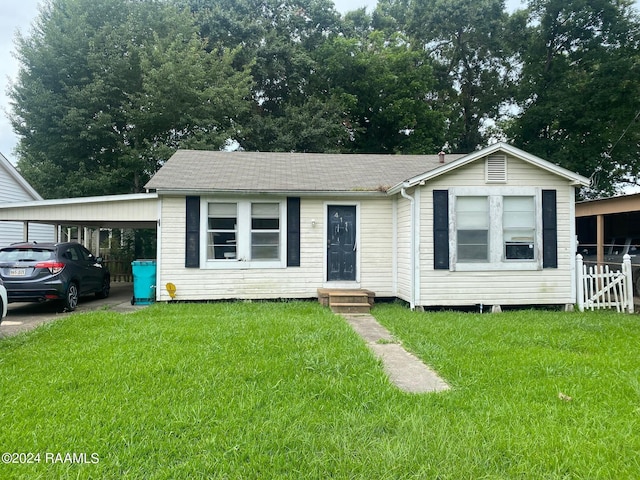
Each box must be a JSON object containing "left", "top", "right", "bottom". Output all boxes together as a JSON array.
[{"left": 144, "top": 150, "right": 466, "bottom": 194}]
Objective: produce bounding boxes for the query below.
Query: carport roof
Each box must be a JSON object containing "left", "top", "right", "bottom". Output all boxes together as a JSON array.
[
  {"left": 0, "top": 193, "right": 158, "bottom": 229},
  {"left": 576, "top": 192, "right": 640, "bottom": 217}
]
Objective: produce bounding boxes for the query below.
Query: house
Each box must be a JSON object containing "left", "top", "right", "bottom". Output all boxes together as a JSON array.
[
  {"left": 0, "top": 152, "right": 54, "bottom": 246},
  {"left": 144, "top": 143, "right": 590, "bottom": 309}
]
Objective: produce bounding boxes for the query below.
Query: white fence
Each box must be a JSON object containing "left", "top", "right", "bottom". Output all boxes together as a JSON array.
[{"left": 576, "top": 254, "right": 634, "bottom": 313}]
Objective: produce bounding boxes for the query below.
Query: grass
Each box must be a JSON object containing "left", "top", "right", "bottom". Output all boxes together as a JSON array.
[{"left": 0, "top": 301, "right": 638, "bottom": 478}]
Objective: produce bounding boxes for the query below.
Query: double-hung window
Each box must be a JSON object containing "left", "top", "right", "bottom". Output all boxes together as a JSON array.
[
  {"left": 208, "top": 203, "right": 237, "bottom": 260},
  {"left": 456, "top": 196, "right": 489, "bottom": 262},
  {"left": 451, "top": 189, "right": 541, "bottom": 271},
  {"left": 251, "top": 203, "right": 280, "bottom": 260},
  {"left": 503, "top": 196, "right": 535, "bottom": 260},
  {"left": 204, "top": 199, "right": 284, "bottom": 267}
]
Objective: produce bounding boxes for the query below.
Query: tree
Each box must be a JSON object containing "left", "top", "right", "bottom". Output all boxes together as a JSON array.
[
  {"left": 9, "top": 0, "right": 252, "bottom": 198},
  {"left": 181, "top": 0, "right": 350, "bottom": 151},
  {"left": 380, "top": 0, "right": 515, "bottom": 152},
  {"left": 314, "top": 31, "right": 446, "bottom": 153},
  {"left": 507, "top": 0, "right": 640, "bottom": 197}
]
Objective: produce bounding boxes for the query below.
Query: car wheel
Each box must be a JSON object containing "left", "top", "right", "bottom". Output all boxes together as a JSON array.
[
  {"left": 635, "top": 274, "right": 640, "bottom": 298},
  {"left": 95, "top": 276, "right": 111, "bottom": 299},
  {"left": 63, "top": 282, "right": 79, "bottom": 312}
]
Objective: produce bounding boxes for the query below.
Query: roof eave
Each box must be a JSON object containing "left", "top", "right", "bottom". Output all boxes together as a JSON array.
[
  {"left": 150, "top": 188, "right": 389, "bottom": 197},
  {"left": 0, "top": 192, "right": 158, "bottom": 210},
  {"left": 0, "top": 152, "right": 44, "bottom": 200}
]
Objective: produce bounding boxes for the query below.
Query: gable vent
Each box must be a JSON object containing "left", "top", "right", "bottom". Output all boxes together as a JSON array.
[{"left": 486, "top": 155, "right": 507, "bottom": 183}]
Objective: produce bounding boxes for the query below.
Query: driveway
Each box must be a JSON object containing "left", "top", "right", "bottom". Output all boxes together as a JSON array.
[{"left": 0, "top": 282, "right": 146, "bottom": 337}]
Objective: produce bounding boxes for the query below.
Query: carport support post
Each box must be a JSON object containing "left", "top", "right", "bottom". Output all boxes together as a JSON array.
[
  {"left": 596, "top": 214, "right": 604, "bottom": 265},
  {"left": 22, "top": 221, "right": 29, "bottom": 242}
]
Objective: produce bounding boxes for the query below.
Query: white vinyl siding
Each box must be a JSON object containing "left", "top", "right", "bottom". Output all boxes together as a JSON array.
[
  {"left": 156, "top": 196, "right": 397, "bottom": 301},
  {"left": 357, "top": 197, "right": 395, "bottom": 296},
  {"left": 0, "top": 162, "right": 54, "bottom": 246},
  {"left": 419, "top": 156, "right": 576, "bottom": 307},
  {"left": 396, "top": 195, "right": 413, "bottom": 302}
]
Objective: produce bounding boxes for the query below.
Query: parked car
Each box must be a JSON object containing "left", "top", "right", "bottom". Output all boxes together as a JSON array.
[
  {"left": 579, "top": 237, "right": 640, "bottom": 296},
  {"left": 0, "top": 278, "right": 7, "bottom": 321},
  {"left": 0, "top": 242, "right": 110, "bottom": 311}
]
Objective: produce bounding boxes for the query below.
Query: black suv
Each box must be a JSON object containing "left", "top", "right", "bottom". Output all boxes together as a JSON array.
[{"left": 0, "top": 242, "right": 110, "bottom": 311}]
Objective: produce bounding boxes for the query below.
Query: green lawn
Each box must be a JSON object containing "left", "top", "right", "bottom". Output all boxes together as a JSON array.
[{"left": 0, "top": 301, "right": 638, "bottom": 479}]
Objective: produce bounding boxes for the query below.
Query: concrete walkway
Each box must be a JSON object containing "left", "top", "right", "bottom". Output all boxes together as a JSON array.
[{"left": 342, "top": 313, "right": 450, "bottom": 394}]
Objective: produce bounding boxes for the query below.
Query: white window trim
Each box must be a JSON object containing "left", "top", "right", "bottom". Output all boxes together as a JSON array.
[
  {"left": 449, "top": 187, "right": 542, "bottom": 272},
  {"left": 200, "top": 197, "right": 287, "bottom": 269}
]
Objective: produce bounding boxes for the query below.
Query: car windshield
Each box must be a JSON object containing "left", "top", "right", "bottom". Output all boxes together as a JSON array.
[{"left": 0, "top": 248, "right": 54, "bottom": 262}]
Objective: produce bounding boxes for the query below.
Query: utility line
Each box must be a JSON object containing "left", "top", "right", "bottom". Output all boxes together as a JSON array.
[{"left": 608, "top": 109, "right": 640, "bottom": 156}]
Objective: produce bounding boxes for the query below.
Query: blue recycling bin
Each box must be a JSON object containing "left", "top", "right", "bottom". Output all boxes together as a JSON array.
[{"left": 131, "top": 260, "right": 157, "bottom": 305}]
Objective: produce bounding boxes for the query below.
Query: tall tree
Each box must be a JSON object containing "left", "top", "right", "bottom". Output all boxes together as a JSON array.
[
  {"left": 508, "top": 0, "right": 640, "bottom": 197},
  {"left": 9, "top": 0, "right": 251, "bottom": 198},
  {"left": 380, "top": 0, "right": 515, "bottom": 152},
  {"left": 181, "top": 0, "right": 349, "bottom": 151},
  {"left": 314, "top": 30, "right": 446, "bottom": 153}
]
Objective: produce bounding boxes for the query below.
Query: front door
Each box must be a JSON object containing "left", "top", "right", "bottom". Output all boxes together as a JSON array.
[{"left": 327, "top": 205, "right": 356, "bottom": 281}]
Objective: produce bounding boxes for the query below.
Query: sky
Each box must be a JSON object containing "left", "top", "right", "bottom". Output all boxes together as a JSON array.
[{"left": 0, "top": 0, "right": 527, "bottom": 166}]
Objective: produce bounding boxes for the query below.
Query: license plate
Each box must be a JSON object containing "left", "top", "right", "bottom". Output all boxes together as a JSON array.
[{"left": 9, "top": 268, "right": 26, "bottom": 276}]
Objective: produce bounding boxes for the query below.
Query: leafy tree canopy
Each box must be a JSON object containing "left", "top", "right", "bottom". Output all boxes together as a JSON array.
[
  {"left": 507, "top": 0, "right": 640, "bottom": 197},
  {"left": 10, "top": 0, "right": 252, "bottom": 197},
  {"left": 7, "top": 0, "right": 640, "bottom": 198}
]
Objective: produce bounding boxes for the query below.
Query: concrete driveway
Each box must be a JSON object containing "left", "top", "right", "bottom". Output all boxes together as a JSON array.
[{"left": 0, "top": 282, "right": 146, "bottom": 337}]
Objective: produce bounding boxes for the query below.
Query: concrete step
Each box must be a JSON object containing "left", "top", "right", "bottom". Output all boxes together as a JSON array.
[
  {"left": 317, "top": 288, "right": 375, "bottom": 314},
  {"left": 318, "top": 288, "right": 374, "bottom": 305},
  {"left": 329, "top": 302, "right": 371, "bottom": 314}
]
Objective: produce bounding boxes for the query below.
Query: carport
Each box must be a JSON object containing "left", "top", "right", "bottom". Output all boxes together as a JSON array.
[
  {"left": 576, "top": 192, "right": 640, "bottom": 263},
  {"left": 0, "top": 194, "right": 159, "bottom": 331},
  {"left": 0, "top": 193, "right": 158, "bottom": 244},
  {"left": 0, "top": 193, "right": 159, "bottom": 278}
]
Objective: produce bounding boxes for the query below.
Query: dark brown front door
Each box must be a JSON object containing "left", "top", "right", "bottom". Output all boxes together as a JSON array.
[{"left": 327, "top": 205, "right": 356, "bottom": 281}]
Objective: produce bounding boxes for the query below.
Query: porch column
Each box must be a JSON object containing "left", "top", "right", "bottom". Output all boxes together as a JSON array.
[{"left": 22, "top": 221, "right": 29, "bottom": 242}]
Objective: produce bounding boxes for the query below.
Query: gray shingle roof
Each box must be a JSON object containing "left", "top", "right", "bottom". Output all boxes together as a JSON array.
[{"left": 145, "top": 150, "right": 466, "bottom": 194}]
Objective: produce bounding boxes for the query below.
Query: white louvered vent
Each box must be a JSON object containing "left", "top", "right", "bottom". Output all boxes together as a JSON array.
[{"left": 486, "top": 155, "right": 507, "bottom": 183}]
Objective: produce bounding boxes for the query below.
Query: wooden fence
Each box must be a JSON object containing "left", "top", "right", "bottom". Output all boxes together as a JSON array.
[
  {"left": 576, "top": 254, "right": 634, "bottom": 313},
  {"left": 103, "top": 260, "right": 133, "bottom": 283}
]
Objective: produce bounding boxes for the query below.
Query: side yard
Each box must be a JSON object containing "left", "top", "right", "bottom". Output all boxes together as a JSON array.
[{"left": 0, "top": 302, "right": 638, "bottom": 478}]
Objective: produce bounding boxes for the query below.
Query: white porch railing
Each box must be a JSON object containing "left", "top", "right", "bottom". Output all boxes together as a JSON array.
[{"left": 576, "top": 254, "right": 634, "bottom": 313}]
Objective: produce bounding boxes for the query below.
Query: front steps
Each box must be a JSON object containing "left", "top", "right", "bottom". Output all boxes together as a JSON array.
[{"left": 317, "top": 288, "right": 375, "bottom": 314}]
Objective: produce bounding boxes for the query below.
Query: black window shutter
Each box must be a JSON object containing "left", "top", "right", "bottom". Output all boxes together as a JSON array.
[
  {"left": 287, "top": 197, "right": 301, "bottom": 267},
  {"left": 542, "top": 189, "right": 558, "bottom": 268},
  {"left": 433, "top": 190, "right": 449, "bottom": 270},
  {"left": 185, "top": 196, "right": 200, "bottom": 268}
]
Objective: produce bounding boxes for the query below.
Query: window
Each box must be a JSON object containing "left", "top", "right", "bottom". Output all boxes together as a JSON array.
[
  {"left": 456, "top": 196, "right": 489, "bottom": 262},
  {"left": 451, "top": 190, "right": 541, "bottom": 271},
  {"left": 207, "top": 203, "right": 237, "bottom": 260},
  {"left": 204, "top": 199, "right": 285, "bottom": 267},
  {"left": 503, "top": 196, "right": 535, "bottom": 260},
  {"left": 251, "top": 203, "right": 280, "bottom": 260}
]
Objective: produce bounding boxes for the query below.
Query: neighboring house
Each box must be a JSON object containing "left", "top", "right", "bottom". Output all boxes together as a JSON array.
[
  {"left": 0, "top": 152, "right": 54, "bottom": 246},
  {"left": 144, "top": 143, "right": 590, "bottom": 309}
]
